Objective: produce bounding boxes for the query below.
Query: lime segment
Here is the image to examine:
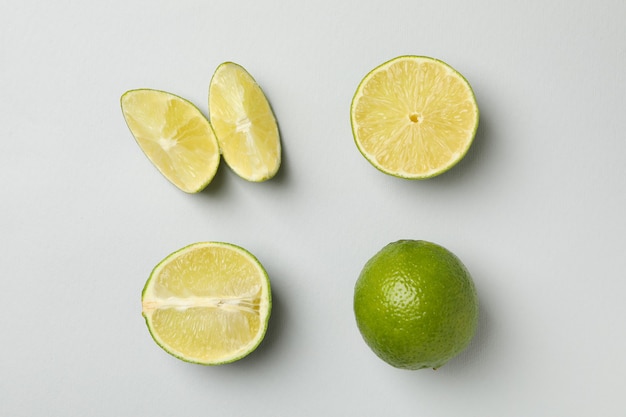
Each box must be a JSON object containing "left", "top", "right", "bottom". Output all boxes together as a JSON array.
[
  {"left": 209, "top": 62, "right": 281, "bottom": 182},
  {"left": 121, "top": 89, "right": 220, "bottom": 193}
]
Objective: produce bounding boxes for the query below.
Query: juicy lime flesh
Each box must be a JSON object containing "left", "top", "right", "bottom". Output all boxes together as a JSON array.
[
  {"left": 209, "top": 62, "right": 281, "bottom": 182},
  {"left": 142, "top": 242, "right": 271, "bottom": 365},
  {"left": 121, "top": 89, "right": 220, "bottom": 193},
  {"left": 351, "top": 56, "right": 479, "bottom": 179},
  {"left": 354, "top": 240, "right": 478, "bottom": 370}
]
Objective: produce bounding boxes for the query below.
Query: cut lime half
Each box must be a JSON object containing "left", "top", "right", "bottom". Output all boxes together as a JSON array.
[
  {"left": 351, "top": 56, "right": 479, "bottom": 179},
  {"left": 141, "top": 242, "right": 272, "bottom": 365}
]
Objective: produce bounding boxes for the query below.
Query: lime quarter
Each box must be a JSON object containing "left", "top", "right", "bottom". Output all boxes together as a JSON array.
[
  {"left": 209, "top": 62, "right": 281, "bottom": 182},
  {"left": 121, "top": 89, "right": 220, "bottom": 193}
]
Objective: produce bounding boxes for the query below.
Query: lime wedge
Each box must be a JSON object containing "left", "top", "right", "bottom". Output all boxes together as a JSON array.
[
  {"left": 141, "top": 242, "right": 272, "bottom": 365},
  {"left": 351, "top": 56, "right": 479, "bottom": 179},
  {"left": 121, "top": 89, "right": 220, "bottom": 193},
  {"left": 209, "top": 62, "right": 281, "bottom": 182}
]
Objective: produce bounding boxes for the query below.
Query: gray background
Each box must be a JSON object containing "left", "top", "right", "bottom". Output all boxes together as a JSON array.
[{"left": 2, "top": 0, "right": 625, "bottom": 415}]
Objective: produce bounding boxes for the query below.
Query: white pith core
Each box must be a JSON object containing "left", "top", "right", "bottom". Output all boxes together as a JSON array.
[
  {"left": 142, "top": 294, "right": 262, "bottom": 315},
  {"left": 157, "top": 137, "right": 177, "bottom": 151},
  {"left": 235, "top": 117, "right": 253, "bottom": 133}
]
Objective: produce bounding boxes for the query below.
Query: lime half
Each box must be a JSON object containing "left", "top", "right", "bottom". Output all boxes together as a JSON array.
[
  {"left": 351, "top": 56, "right": 479, "bottom": 179},
  {"left": 141, "top": 242, "right": 272, "bottom": 365}
]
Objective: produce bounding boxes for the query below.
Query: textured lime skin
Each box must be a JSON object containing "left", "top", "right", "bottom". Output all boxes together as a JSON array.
[{"left": 354, "top": 240, "right": 478, "bottom": 370}]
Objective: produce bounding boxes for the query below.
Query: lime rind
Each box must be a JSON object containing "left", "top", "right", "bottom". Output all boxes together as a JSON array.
[
  {"left": 141, "top": 241, "right": 272, "bottom": 366},
  {"left": 350, "top": 56, "right": 480, "bottom": 179}
]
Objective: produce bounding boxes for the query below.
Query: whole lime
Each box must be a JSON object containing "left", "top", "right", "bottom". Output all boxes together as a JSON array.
[{"left": 353, "top": 240, "right": 479, "bottom": 370}]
